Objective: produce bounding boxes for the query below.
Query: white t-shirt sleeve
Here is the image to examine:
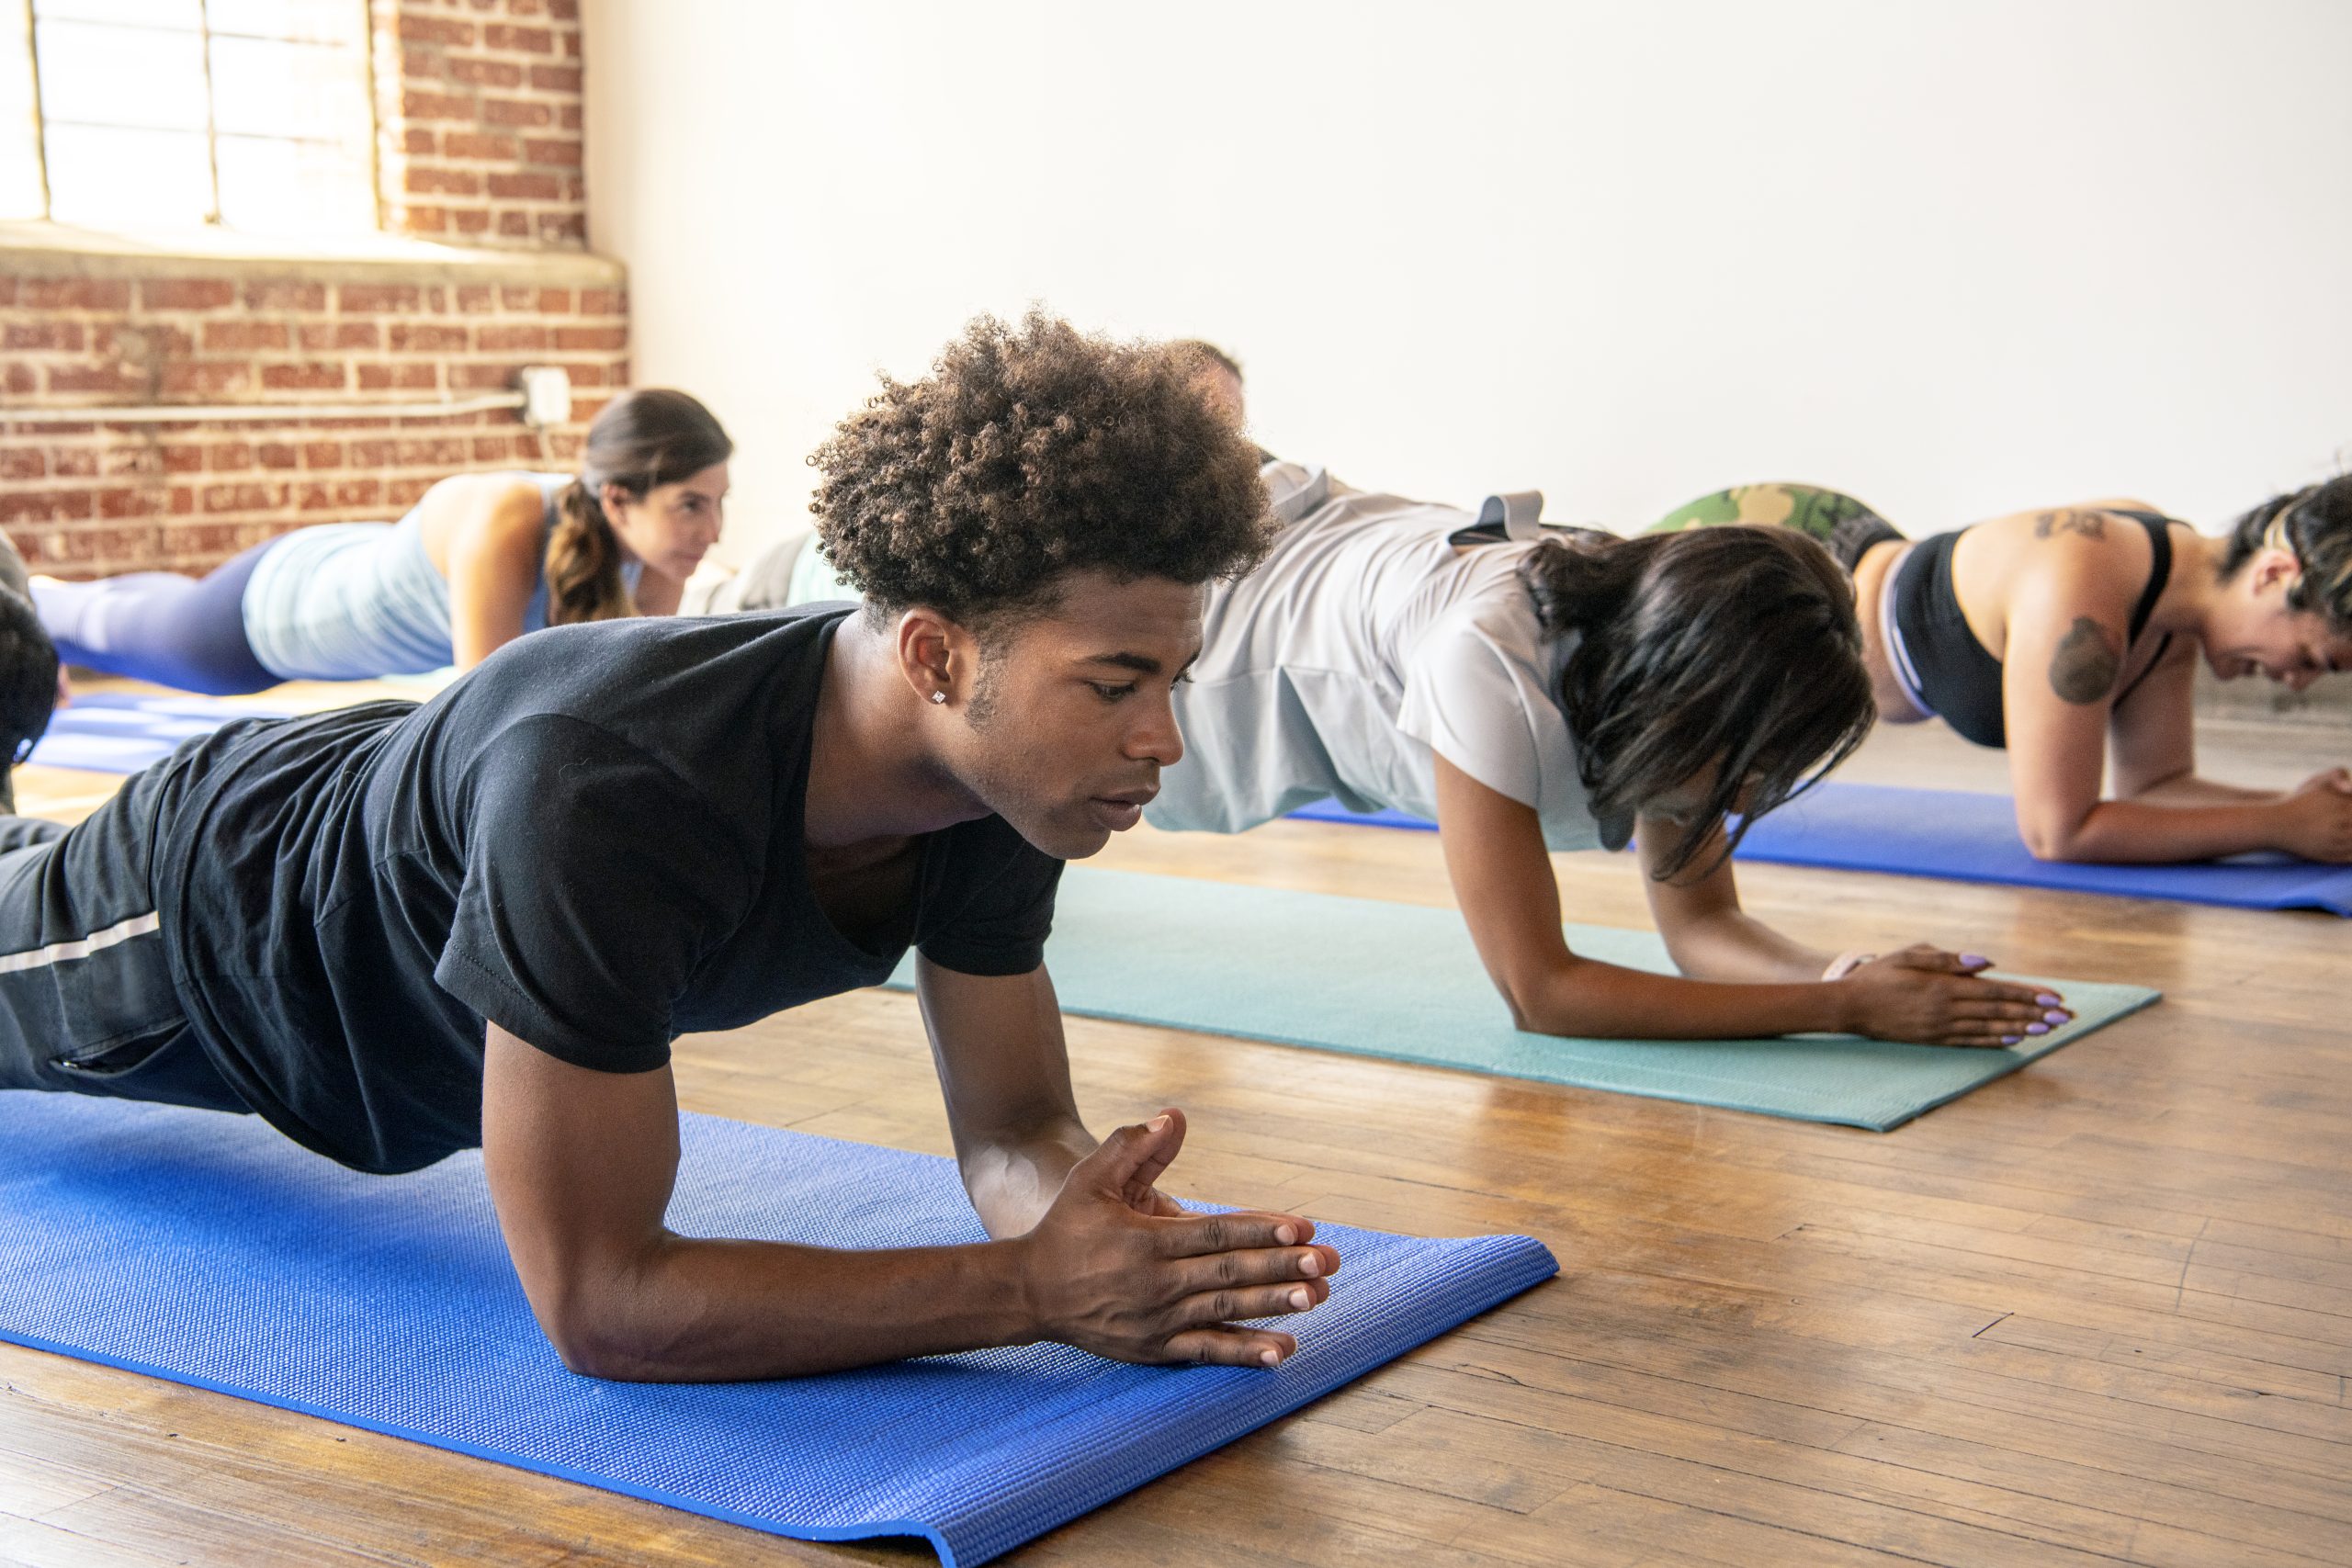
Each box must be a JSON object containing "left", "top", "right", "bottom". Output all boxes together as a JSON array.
[{"left": 1396, "top": 611, "right": 1548, "bottom": 808}]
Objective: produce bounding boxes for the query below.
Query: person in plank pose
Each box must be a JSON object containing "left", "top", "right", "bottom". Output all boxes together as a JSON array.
[
  {"left": 1650, "top": 479, "right": 2352, "bottom": 864},
  {"left": 714, "top": 349, "right": 2069, "bottom": 1049},
  {"left": 0, "top": 314, "right": 1343, "bottom": 1380},
  {"left": 33, "top": 388, "right": 733, "bottom": 694},
  {"left": 1148, "top": 463, "right": 2071, "bottom": 1048}
]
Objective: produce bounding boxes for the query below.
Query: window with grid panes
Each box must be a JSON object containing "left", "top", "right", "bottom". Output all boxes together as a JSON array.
[{"left": 0, "top": 0, "right": 374, "bottom": 237}]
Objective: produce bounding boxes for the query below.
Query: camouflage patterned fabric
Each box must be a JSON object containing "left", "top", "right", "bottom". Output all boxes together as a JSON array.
[{"left": 1646, "top": 482, "right": 1905, "bottom": 572}]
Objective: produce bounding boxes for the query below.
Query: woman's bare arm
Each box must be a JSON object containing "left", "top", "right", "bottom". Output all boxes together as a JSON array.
[
  {"left": 1431, "top": 757, "right": 2053, "bottom": 1044},
  {"left": 2108, "top": 640, "right": 2283, "bottom": 805},
  {"left": 428, "top": 477, "right": 548, "bottom": 670},
  {"left": 1637, "top": 817, "right": 1831, "bottom": 982},
  {"left": 2002, "top": 531, "right": 2335, "bottom": 860}
]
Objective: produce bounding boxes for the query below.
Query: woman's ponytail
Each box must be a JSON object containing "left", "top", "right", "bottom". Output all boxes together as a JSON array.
[{"left": 545, "top": 478, "right": 632, "bottom": 626}]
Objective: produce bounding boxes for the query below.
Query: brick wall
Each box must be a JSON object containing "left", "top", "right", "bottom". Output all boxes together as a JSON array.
[
  {"left": 374, "top": 0, "right": 589, "bottom": 248},
  {"left": 0, "top": 0, "right": 620, "bottom": 581},
  {"left": 0, "top": 261, "right": 626, "bottom": 574}
]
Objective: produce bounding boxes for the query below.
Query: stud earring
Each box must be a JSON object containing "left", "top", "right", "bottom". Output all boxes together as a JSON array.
[{"left": 929, "top": 690, "right": 948, "bottom": 705}]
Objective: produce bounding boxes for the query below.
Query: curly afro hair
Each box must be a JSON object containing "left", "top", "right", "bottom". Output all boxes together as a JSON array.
[{"left": 808, "top": 311, "right": 1272, "bottom": 630}]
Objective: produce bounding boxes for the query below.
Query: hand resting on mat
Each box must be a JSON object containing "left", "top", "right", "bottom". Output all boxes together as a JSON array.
[
  {"left": 1834, "top": 947, "right": 2073, "bottom": 1048},
  {"left": 2268, "top": 769, "right": 2352, "bottom": 863},
  {"left": 1014, "top": 1109, "right": 1340, "bottom": 1369},
  {"left": 481, "top": 1027, "right": 1339, "bottom": 1381},
  {"left": 1436, "top": 758, "right": 2068, "bottom": 1047}
]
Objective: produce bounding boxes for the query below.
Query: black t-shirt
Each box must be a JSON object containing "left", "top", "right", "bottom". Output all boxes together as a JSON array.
[{"left": 153, "top": 606, "right": 1063, "bottom": 1174}]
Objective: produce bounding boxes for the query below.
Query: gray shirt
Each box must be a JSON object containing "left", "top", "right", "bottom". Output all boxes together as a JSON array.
[{"left": 1147, "top": 462, "right": 1631, "bottom": 852}]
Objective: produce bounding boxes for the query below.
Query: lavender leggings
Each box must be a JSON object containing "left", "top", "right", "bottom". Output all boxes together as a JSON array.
[{"left": 32, "top": 543, "right": 278, "bottom": 696}]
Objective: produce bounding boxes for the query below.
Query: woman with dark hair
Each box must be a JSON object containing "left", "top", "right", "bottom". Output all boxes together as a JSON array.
[
  {"left": 1145, "top": 462, "right": 2064, "bottom": 1046},
  {"left": 745, "top": 452, "right": 2067, "bottom": 1047},
  {"left": 30, "top": 389, "right": 732, "bottom": 695},
  {"left": 1650, "top": 478, "right": 2352, "bottom": 864}
]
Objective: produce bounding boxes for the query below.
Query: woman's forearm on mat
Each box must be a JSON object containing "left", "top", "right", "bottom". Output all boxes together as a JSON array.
[
  {"left": 2120, "top": 772, "right": 2278, "bottom": 808},
  {"left": 1508, "top": 956, "right": 1849, "bottom": 1041},
  {"left": 544, "top": 1233, "right": 1037, "bottom": 1382},
  {"left": 1656, "top": 908, "right": 1832, "bottom": 984},
  {"left": 2020, "top": 795, "right": 2289, "bottom": 863}
]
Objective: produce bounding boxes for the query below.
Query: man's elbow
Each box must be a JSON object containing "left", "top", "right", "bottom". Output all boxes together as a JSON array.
[
  {"left": 536, "top": 1302, "right": 650, "bottom": 1380},
  {"left": 528, "top": 1272, "right": 673, "bottom": 1382}
]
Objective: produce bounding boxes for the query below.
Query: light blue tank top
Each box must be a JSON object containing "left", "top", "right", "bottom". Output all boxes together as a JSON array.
[{"left": 240, "top": 473, "right": 642, "bottom": 681}]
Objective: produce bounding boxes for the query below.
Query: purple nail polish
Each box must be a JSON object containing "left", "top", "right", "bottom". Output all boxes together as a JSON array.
[
  {"left": 2044, "top": 1010, "right": 2068, "bottom": 1023},
  {"left": 2001, "top": 1035, "right": 2022, "bottom": 1044},
  {"left": 2025, "top": 1022, "right": 2050, "bottom": 1035},
  {"left": 1961, "top": 953, "right": 1989, "bottom": 967},
  {"left": 2035, "top": 993, "right": 2061, "bottom": 1006}
]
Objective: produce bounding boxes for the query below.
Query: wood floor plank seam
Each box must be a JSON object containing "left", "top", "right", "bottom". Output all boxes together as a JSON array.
[
  {"left": 1382, "top": 1351, "right": 2352, "bottom": 1551},
  {"left": 1453, "top": 1320, "right": 2352, "bottom": 1476}
]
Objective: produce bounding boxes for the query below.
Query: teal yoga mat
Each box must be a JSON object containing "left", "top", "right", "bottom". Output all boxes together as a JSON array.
[{"left": 894, "top": 869, "right": 2160, "bottom": 1132}]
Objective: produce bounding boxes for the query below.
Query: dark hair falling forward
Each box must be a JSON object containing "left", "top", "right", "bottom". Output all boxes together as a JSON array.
[
  {"left": 2219, "top": 473, "right": 2352, "bottom": 633},
  {"left": 548, "top": 389, "right": 734, "bottom": 626},
  {"left": 1521, "top": 525, "right": 1875, "bottom": 880}
]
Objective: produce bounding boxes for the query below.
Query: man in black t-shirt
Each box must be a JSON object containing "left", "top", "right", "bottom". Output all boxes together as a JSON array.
[{"left": 0, "top": 313, "right": 1342, "bottom": 1380}]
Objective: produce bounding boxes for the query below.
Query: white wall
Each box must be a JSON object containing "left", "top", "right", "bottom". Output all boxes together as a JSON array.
[{"left": 584, "top": 0, "right": 2352, "bottom": 563}]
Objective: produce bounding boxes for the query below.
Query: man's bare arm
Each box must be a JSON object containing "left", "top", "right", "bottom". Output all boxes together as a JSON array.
[
  {"left": 916, "top": 957, "right": 1156, "bottom": 1236},
  {"left": 479, "top": 1023, "right": 1337, "bottom": 1380}
]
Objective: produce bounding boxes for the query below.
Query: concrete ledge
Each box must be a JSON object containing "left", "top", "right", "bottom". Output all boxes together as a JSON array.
[{"left": 0, "top": 220, "right": 623, "bottom": 288}]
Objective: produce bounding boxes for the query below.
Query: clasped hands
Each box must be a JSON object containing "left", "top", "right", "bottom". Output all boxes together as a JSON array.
[{"left": 1009, "top": 1108, "right": 1341, "bottom": 1369}]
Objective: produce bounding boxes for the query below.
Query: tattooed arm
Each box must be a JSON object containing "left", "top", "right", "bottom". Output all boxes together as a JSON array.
[
  {"left": 2106, "top": 637, "right": 2273, "bottom": 804},
  {"left": 2004, "top": 539, "right": 2352, "bottom": 862}
]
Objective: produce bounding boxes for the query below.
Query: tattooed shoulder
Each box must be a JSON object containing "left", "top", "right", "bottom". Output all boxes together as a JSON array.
[
  {"left": 2034, "top": 509, "right": 2108, "bottom": 541},
  {"left": 2049, "top": 617, "right": 2120, "bottom": 705}
]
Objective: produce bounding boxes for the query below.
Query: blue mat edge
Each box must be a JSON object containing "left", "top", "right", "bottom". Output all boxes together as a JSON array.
[
  {"left": 920, "top": 1232, "right": 1560, "bottom": 1559},
  {"left": 1283, "top": 795, "right": 2352, "bottom": 917},
  {"left": 0, "top": 1325, "right": 946, "bottom": 1552},
  {"left": 0, "top": 1116, "right": 1561, "bottom": 1568},
  {"left": 1719, "top": 837, "right": 2352, "bottom": 916}
]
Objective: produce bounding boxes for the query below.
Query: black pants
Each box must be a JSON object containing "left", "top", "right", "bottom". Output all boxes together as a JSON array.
[{"left": 0, "top": 770, "right": 249, "bottom": 1114}]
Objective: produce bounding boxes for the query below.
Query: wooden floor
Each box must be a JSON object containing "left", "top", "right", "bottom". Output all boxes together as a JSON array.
[{"left": 3, "top": 683, "right": 2347, "bottom": 1567}]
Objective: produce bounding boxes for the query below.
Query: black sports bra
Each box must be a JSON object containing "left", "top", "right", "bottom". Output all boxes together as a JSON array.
[{"left": 1890, "top": 510, "right": 2177, "bottom": 750}]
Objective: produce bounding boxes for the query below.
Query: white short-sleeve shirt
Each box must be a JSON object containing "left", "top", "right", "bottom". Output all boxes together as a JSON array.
[{"left": 1147, "top": 462, "right": 1632, "bottom": 852}]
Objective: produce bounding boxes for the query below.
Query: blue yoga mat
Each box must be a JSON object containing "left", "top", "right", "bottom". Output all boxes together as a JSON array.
[
  {"left": 894, "top": 868, "right": 2159, "bottom": 1132},
  {"left": 0, "top": 1095, "right": 1554, "bottom": 1567},
  {"left": 28, "top": 692, "right": 288, "bottom": 773},
  {"left": 1288, "top": 781, "right": 2352, "bottom": 916}
]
